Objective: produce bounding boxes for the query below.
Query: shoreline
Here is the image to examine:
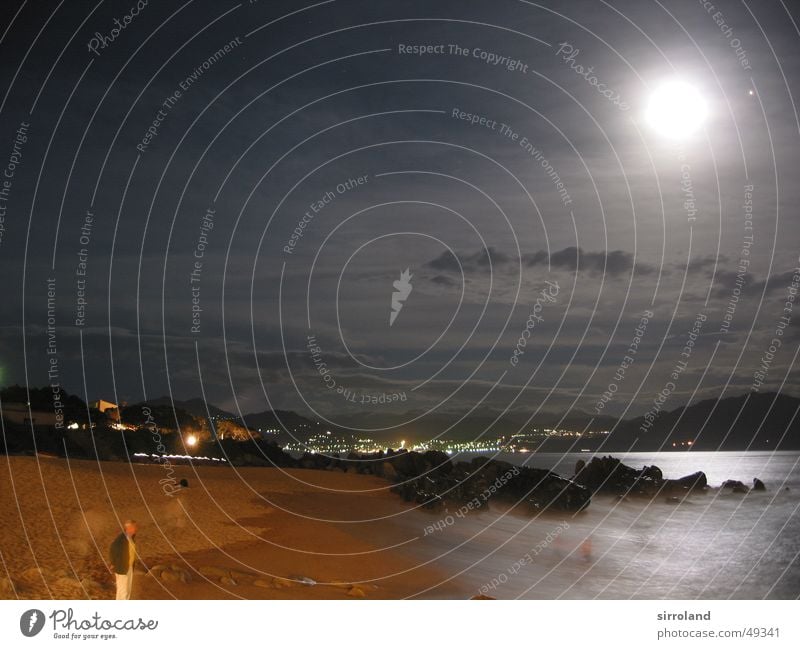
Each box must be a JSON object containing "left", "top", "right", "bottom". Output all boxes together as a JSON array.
[
  {"left": 0, "top": 456, "right": 468, "bottom": 600},
  {"left": 2, "top": 452, "right": 797, "bottom": 599}
]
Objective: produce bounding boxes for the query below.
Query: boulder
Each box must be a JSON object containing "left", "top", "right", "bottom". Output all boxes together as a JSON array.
[
  {"left": 327, "top": 459, "right": 346, "bottom": 472},
  {"left": 684, "top": 471, "right": 707, "bottom": 490},
  {"left": 344, "top": 452, "right": 366, "bottom": 473},
  {"left": 386, "top": 450, "right": 422, "bottom": 477},
  {"left": 381, "top": 461, "right": 398, "bottom": 481},
  {"left": 354, "top": 452, "right": 384, "bottom": 475},
  {"left": 219, "top": 576, "right": 237, "bottom": 587},
  {"left": 389, "top": 456, "right": 590, "bottom": 512},
  {"left": 376, "top": 453, "right": 706, "bottom": 512},
  {"left": 722, "top": 480, "right": 748, "bottom": 493},
  {"left": 253, "top": 579, "right": 273, "bottom": 589},
  {"left": 753, "top": 478, "right": 766, "bottom": 491},
  {"left": 664, "top": 471, "right": 707, "bottom": 493},
  {"left": 574, "top": 456, "right": 663, "bottom": 496},
  {"left": 387, "top": 451, "right": 417, "bottom": 477},
  {"left": 347, "top": 586, "right": 366, "bottom": 598},
  {"left": 423, "top": 450, "right": 453, "bottom": 474},
  {"left": 523, "top": 473, "right": 591, "bottom": 511},
  {"left": 641, "top": 465, "right": 663, "bottom": 482}
]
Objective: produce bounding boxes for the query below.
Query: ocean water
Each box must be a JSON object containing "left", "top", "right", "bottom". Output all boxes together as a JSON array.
[{"left": 411, "top": 452, "right": 800, "bottom": 599}]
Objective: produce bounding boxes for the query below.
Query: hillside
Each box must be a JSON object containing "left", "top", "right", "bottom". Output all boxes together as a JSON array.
[{"left": 614, "top": 392, "right": 800, "bottom": 450}]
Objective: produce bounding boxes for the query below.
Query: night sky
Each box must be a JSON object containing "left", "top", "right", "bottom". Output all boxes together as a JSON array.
[{"left": 1, "top": 0, "right": 798, "bottom": 429}]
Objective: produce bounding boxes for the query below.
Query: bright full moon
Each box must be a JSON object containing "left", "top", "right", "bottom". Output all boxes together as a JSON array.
[{"left": 645, "top": 80, "right": 708, "bottom": 138}]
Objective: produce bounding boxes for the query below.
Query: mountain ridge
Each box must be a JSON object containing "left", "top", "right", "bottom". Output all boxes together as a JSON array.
[{"left": 144, "top": 391, "right": 800, "bottom": 450}]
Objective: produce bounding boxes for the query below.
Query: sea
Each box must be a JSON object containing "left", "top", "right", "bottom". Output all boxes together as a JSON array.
[{"left": 409, "top": 451, "right": 800, "bottom": 599}]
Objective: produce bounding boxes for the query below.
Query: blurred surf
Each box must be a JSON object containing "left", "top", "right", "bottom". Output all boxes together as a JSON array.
[{"left": 405, "top": 451, "right": 800, "bottom": 599}]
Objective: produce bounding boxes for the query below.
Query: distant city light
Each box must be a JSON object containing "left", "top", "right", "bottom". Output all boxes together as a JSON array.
[
  {"left": 133, "top": 452, "right": 226, "bottom": 462},
  {"left": 279, "top": 425, "right": 611, "bottom": 456}
]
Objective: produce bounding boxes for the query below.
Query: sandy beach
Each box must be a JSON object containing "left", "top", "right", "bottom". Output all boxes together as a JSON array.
[{"left": 0, "top": 455, "right": 466, "bottom": 600}]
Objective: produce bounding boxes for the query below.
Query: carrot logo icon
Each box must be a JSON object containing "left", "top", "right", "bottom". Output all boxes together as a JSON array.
[
  {"left": 389, "top": 268, "right": 413, "bottom": 326},
  {"left": 20, "top": 609, "right": 45, "bottom": 637}
]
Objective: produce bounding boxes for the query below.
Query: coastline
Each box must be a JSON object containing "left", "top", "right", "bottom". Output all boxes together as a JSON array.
[
  {"left": 3, "top": 451, "right": 798, "bottom": 600},
  {"left": 0, "top": 456, "right": 468, "bottom": 600}
]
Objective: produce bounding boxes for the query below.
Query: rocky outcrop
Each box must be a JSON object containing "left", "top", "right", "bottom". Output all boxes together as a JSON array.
[
  {"left": 289, "top": 448, "right": 592, "bottom": 512},
  {"left": 572, "top": 455, "right": 710, "bottom": 497},
  {"left": 663, "top": 471, "right": 707, "bottom": 493},
  {"left": 384, "top": 452, "right": 590, "bottom": 512},
  {"left": 573, "top": 456, "right": 664, "bottom": 495},
  {"left": 722, "top": 479, "right": 749, "bottom": 493}
]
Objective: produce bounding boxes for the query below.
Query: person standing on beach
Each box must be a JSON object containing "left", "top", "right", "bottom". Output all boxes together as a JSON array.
[{"left": 109, "top": 520, "right": 138, "bottom": 600}]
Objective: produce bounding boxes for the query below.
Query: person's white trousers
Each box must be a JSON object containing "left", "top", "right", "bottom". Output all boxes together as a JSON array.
[{"left": 115, "top": 570, "right": 133, "bottom": 600}]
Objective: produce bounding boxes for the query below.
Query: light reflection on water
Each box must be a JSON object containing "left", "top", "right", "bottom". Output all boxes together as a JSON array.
[{"left": 410, "top": 452, "right": 800, "bottom": 599}]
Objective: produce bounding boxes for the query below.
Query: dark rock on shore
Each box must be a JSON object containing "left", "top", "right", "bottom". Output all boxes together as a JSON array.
[
  {"left": 663, "top": 471, "right": 707, "bottom": 493},
  {"left": 753, "top": 478, "right": 766, "bottom": 491},
  {"left": 573, "top": 455, "right": 664, "bottom": 495},
  {"left": 383, "top": 452, "right": 590, "bottom": 512},
  {"left": 573, "top": 455, "right": 708, "bottom": 496},
  {"left": 722, "top": 479, "right": 749, "bottom": 493}
]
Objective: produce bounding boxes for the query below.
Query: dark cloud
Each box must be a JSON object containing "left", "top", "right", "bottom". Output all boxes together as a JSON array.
[
  {"left": 712, "top": 269, "right": 756, "bottom": 297},
  {"left": 430, "top": 274, "right": 458, "bottom": 287},
  {"left": 750, "top": 269, "right": 799, "bottom": 295},
  {"left": 426, "top": 246, "right": 655, "bottom": 278},
  {"left": 523, "top": 247, "right": 656, "bottom": 276},
  {"left": 687, "top": 255, "right": 728, "bottom": 274},
  {"left": 426, "top": 247, "right": 510, "bottom": 273},
  {"left": 711, "top": 268, "right": 796, "bottom": 299}
]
